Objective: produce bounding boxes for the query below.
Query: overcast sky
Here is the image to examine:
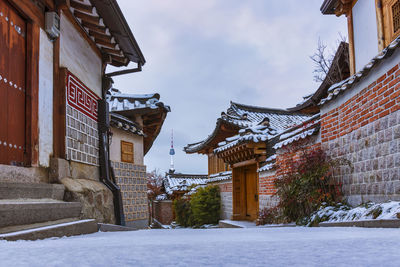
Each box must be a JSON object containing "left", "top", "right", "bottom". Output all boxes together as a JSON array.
[{"left": 107, "top": 0, "right": 347, "bottom": 174}]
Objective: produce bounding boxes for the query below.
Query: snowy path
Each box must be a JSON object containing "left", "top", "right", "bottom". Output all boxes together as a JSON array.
[{"left": 1, "top": 227, "right": 400, "bottom": 267}]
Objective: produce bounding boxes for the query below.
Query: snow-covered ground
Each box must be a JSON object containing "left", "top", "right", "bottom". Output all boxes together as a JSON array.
[{"left": 1, "top": 227, "right": 400, "bottom": 266}]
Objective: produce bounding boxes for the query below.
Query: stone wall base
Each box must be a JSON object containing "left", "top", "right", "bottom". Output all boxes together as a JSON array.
[
  {"left": 61, "top": 177, "right": 116, "bottom": 224},
  {"left": 126, "top": 219, "right": 148, "bottom": 229},
  {"left": 259, "top": 194, "right": 278, "bottom": 211},
  {"left": 220, "top": 191, "right": 233, "bottom": 219},
  {"left": 346, "top": 194, "right": 400, "bottom": 206}
]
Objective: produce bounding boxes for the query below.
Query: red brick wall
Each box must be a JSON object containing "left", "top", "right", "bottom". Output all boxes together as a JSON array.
[
  {"left": 258, "top": 141, "right": 321, "bottom": 197},
  {"left": 152, "top": 200, "right": 173, "bottom": 225},
  {"left": 259, "top": 173, "right": 277, "bottom": 195},
  {"left": 218, "top": 182, "right": 232, "bottom": 193},
  {"left": 321, "top": 64, "right": 400, "bottom": 142},
  {"left": 276, "top": 143, "right": 322, "bottom": 177}
]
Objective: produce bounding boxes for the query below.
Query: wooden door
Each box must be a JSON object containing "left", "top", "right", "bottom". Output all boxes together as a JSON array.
[
  {"left": 0, "top": 0, "right": 26, "bottom": 166},
  {"left": 245, "top": 164, "right": 258, "bottom": 220},
  {"left": 232, "top": 167, "right": 243, "bottom": 220}
]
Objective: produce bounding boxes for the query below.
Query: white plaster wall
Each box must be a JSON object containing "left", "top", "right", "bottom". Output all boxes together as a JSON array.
[
  {"left": 352, "top": 0, "right": 379, "bottom": 72},
  {"left": 110, "top": 127, "right": 144, "bottom": 165},
  {"left": 59, "top": 12, "right": 102, "bottom": 97},
  {"left": 38, "top": 29, "right": 54, "bottom": 167}
]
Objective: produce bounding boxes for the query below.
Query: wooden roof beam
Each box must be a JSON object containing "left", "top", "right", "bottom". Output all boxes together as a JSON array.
[
  {"left": 101, "top": 47, "right": 123, "bottom": 57},
  {"left": 74, "top": 9, "right": 101, "bottom": 25},
  {"left": 89, "top": 30, "right": 113, "bottom": 43},
  {"left": 96, "top": 38, "right": 117, "bottom": 49},
  {"left": 70, "top": 0, "right": 94, "bottom": 14},
  {"left": 81, "top": 21, "right": 108, "bottom": 34}
]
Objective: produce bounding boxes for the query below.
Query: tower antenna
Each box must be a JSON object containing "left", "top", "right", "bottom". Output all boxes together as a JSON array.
[{"left": 169, "top": 129, "right": 175, "bottom": 173}]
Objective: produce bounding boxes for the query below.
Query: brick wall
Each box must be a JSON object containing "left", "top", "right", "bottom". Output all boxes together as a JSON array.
[
  {"left": 321, "top": 62, "right": 400, "bottom": 205},
  {"left": 322, "top": 65, "right": 400, "bottom": 142},
  {"left": 152, "top": 200, "right": 173, "bottom": 225},
  {"left": 259, "top": 170, "right": 279, "bottom": 210},
  {"left": 259, "top": 172, "right": 277, "bottom": 196}
]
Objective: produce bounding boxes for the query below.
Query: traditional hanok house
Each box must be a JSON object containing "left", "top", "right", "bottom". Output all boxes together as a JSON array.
[
  {"left": 0, "top": 0, "right": 148, "bottom": 239},
  {"left": 184, "top": 41, "right": 351, "bottom": 222},
  {"left": 185, "top": 102, "right": 311, "bottom": 221},
  {"left": 106, "top": 88, "right": 170, "bottom": 228}
]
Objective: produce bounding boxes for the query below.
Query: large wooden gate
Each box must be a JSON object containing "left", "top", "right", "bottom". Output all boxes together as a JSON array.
[
  {"left": 232, "top": 164, "right": 259, "bottom": 221},
  {"left": 0, "top": 0, "right": 26, "bottom": 166}
]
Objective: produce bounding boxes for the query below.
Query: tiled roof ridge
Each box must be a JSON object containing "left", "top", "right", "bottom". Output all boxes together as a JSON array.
[
  {"left": 108, "top": 88, "right": 160, "bottom": 100},
  {"left": 230, "top": 101, "right": 305, "bottom": 115}
]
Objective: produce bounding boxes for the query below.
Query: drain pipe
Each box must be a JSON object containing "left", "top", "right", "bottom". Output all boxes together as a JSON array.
[{"left": 98, "top": 99, "right": 126, "bottom": 226}]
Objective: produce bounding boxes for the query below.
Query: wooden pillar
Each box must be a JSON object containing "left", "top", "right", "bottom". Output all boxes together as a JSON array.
[
  {"left": 347, "top": 10, "right": 356, "bottom": 75},
  {"left": 376, "top": 0, "right": 385, "bottom": 51}
]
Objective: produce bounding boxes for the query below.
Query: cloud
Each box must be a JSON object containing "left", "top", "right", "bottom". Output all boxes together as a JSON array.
[{"left": 110, "top": 0, "right": 347, "bottom": 174}]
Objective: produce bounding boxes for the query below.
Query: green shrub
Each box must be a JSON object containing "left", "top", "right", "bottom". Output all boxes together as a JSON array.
[
  {"left": 172, "top": 185, "right": 221, "bottom": 227},
  {"left": 190, "top": 186, "right": 221, "bottom": 226},
  {"left": 173, "top": 198, "right": 193, "bottom": 227}
]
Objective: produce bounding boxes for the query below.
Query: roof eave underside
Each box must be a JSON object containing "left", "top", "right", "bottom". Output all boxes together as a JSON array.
[
  {"left": 90, "top": 0, "right": 145, "bottom": 65},
  {"left": 320, "top": 0, "right": 338, "bottom": 14},
  {"left": 184, "top": 119, "right": 240, "bottom": 154}
]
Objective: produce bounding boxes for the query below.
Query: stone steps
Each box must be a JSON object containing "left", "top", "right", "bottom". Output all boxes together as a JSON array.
[
  {"left": 0, "top": 217, "right": 80, "bottom": 234},
  {"left": 0, "top": 219, "right": 98, "bottom": 241},
  {"left": 0, "top": 199, "right": 82, "bottom": 228},
  {"left": 0, "top": 181, "right": 101, "bottom": 240},
  {"left": 0, "top": 182, "right": 65, "bottom": 200}
]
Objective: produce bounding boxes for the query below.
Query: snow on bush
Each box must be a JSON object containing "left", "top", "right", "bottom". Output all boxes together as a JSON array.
[{"left": 304, "top": 201, "right": 400, "bottom": 226}]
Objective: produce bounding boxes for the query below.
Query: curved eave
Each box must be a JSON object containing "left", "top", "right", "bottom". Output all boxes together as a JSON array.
[
  {"left": 143, "top": 107, "right": 170, "bottom": 155},
  {"left": 184, "top": 119, "right": 241, "bottom": 154},
  {"left": 92, "top": 0, "right": 146, "bottom": 65}
]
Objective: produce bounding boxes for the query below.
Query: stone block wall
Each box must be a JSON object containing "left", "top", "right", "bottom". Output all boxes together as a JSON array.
[
  {"left": 321, "top": 63, "right": 400, "bottom": 205},
  {"left": 211, "top": 180, "right": 233, "bottom": 220},
  {"left": 111, "top": 161, "right": 149, "bottom": 228}
]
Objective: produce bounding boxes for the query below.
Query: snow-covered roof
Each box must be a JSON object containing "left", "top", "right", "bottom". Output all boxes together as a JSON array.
[
  {"left": 208, "top": 171, "right": 232, "bottom": 183},
  {"left": 185, "top": 101, "right": 311, "bottom": 154},
  {"left": 164, "top": 173, "right": 208, "bottom": 195},
  {"left": 214, "top": 124, "right": 278, "bottom": 154},
  {"left": 258, "top": 155, "right": 276, "bottom": 173},
  {"left": 273, "top": 114, "right": 321, "bottom": 150},
  {"left": 107, "top": 88, "right": 171, "bottom": 112},
  {"left": 106, "top": 88, "right": 170, "bottom": 155},
  {"left": 320, "top": 35, "right": 400, "bottom": 105},
  {"left": 110, "top": 113, "right": 145, "bottom": 136}
]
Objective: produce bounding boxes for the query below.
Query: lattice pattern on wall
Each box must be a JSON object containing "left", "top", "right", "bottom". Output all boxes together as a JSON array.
[
  {"left": 65, "top": 71, "right": 100, "bottom": 166},
  {"left": 392, "top": 0, "right": 400, "bottom": 33},
  {"left": 112, "top": 161, "right": 148, "bottom": 222},
  {"left": 66, "top": 105, "right": 99, "bottom": 165}
]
